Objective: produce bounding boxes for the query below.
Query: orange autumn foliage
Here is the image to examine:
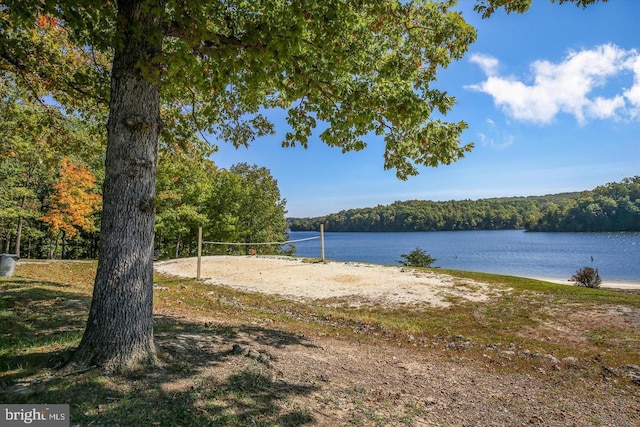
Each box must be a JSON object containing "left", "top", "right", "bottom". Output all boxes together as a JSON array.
[
  {"left": 37, "top": 14, "right": 60, "bottom": 28},
  {"left": 42, "top": 158, "right": 102, "bottom": 238}
]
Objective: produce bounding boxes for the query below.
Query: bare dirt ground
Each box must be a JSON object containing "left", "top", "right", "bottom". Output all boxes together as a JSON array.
[
  {"left": 153, "top": 255, "right": 640, "bottom": 426},
  {"left": 154, "top": 322, "right": 640, "bottom": 427}
]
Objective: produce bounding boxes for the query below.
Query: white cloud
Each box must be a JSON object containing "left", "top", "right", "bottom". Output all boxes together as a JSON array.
[
  {"left": 588, "top": 95, "right": 626, "bottom": 119},
  {"left": 624, "top": 55, "right": 640, "bottom": 119},
  {"left": 467, "top": 44, "right": 640, "bottom": 124},
  {"left": 469, "top": 53, "right": 500, "bottom": 76}
]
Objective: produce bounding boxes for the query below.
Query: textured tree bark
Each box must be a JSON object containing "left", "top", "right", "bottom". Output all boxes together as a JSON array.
[
  {"left": 15, "top": 216, "right": 23, "bottom": 257},
  {"left": 71, "top": 0, "right": 165, "bottom": 372}
]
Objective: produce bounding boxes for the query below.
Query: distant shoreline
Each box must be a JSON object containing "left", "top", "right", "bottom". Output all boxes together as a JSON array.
[{"left": 291, "top": 230, "right": 640, "bottom": 286}]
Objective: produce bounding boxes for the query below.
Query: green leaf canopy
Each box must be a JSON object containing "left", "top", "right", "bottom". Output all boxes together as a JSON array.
[{"left": 4, "top": 0, "right": 477, "bottom": 178}]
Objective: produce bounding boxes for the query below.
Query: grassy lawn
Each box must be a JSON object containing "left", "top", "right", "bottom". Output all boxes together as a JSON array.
[{"left": 1, "top": 260, "right": 639, "bottom": 426}]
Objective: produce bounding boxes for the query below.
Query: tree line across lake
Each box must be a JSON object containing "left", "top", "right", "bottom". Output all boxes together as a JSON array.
[{"left": 288, "top": 177, "right": 640, "bottom": 233}]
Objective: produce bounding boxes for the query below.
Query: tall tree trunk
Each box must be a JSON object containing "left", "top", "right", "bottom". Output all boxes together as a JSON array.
[
  {"left": 15, "top": 217, "right": 23, "bottom": 257},
  {"left": 51, "top": 235, "right": 58, "bottom": 259},
  {"left": 91, "top": 233, "right": 99, "bottom": 259},
  {"left": 71, "top": 0, "right": 164, "bottom": 372},
  {"left": 61, "top": 230, "right": 67, "bottom": 260},
  {"left": 15, "top": 163, "right": 36, "bottom": 258}
]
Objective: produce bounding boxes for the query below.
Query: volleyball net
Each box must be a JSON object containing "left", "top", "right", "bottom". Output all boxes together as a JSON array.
[
  {"left": 201, "top": 235, "right": 320, "bottom": 247},
  {"left": 196, "top": 225, "right": 326, "bottom": 280}
]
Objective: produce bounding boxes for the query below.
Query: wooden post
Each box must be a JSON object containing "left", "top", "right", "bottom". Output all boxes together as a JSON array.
[
  {"left": 197, "top": 227, "right": 202, "bottom": 280},
  {"left": 320, "top": 223, "right": 325, "bottom": 262}
]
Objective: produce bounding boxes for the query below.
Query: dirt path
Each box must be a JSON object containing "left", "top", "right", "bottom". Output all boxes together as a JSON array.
[{"left": 154, "top": 315, "right": 640, "bottom": 427}]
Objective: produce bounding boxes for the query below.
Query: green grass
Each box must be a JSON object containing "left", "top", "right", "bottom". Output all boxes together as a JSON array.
[{"left": 2, "top": 260, "right": 640, "bottom": 426}]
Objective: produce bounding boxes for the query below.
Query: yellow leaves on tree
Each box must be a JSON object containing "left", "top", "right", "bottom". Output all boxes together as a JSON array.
[{"left": 42, "top": 158, "right": 102, "bottom": 239}]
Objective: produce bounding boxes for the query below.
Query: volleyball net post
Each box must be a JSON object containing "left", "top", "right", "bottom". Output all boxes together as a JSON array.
[
  {"left": 195, "top": 226, "right": 324, "bottom": 277},
  {"left": 320, "top": 223, "right": 325, "bottom": 262}
]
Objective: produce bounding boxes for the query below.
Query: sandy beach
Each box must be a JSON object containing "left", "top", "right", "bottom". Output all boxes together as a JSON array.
[
  {"left": 527, "top": 276, "right": 640, "bottom": 290},
  {"left": 155, "top": 255, "right": 504, "bottom": 307},
  {"left": 155, "top": 255, "right": 640, "bottom": 307}
]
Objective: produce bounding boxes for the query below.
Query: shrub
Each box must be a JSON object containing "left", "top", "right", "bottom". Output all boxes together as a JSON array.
[
  {"left": 398, "top": 247, "right": 437, "bottom": 268},
  {"left": 570, "top": 266, "right": 602, "bottom": 288}
]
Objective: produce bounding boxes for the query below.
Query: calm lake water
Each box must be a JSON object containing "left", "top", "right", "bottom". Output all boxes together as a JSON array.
[{"left": 288, "top": 230, "right": 640, "bottom": 284}]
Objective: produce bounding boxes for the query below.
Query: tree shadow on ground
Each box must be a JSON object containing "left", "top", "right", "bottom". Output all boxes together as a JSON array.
[
  {"left": 0, "top": 279, "right": 91, "bottom": 382},
  {"left": 1, "top": 278, "right": 321, "bottom": 426}
]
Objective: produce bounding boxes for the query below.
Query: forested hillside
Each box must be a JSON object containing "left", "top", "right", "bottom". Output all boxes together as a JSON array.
[
  {"left": 527, "top": 177, "right": 640, "bottom": 232},
  {"left": 289, "top": 177, "right": 640, "bottom": 233},
  {"left": 288, "top": 193, "right": 578, "bottom": 232}
]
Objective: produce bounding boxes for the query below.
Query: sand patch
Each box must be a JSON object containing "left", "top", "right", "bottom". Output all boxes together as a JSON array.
[{"left": 155, "top": 256, "right": 501, "bottom": 307}]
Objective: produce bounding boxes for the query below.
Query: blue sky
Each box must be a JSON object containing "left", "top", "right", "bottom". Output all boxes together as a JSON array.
[{"left": 211, "top": 0, "right": 640, "bottom": 218}]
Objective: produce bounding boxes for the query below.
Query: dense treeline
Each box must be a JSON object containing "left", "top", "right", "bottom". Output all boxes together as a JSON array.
[
  {"left": 289, "top": 178, "right": 640, "bottom": 233},
  {"left": 0, "top": 72, "right": 106, "bottom": 259},
  {"left": 289, "top": 193, "right": 579, "bottom": 232},
  {"left": 155, "top": 152, "right": 289, "bottom": 259},
  {"left": 0, "top": 138, "right": 289, "bottom": 260},
  {"left": 527, "top": 177, "right": 640, "bottom": 232}
]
